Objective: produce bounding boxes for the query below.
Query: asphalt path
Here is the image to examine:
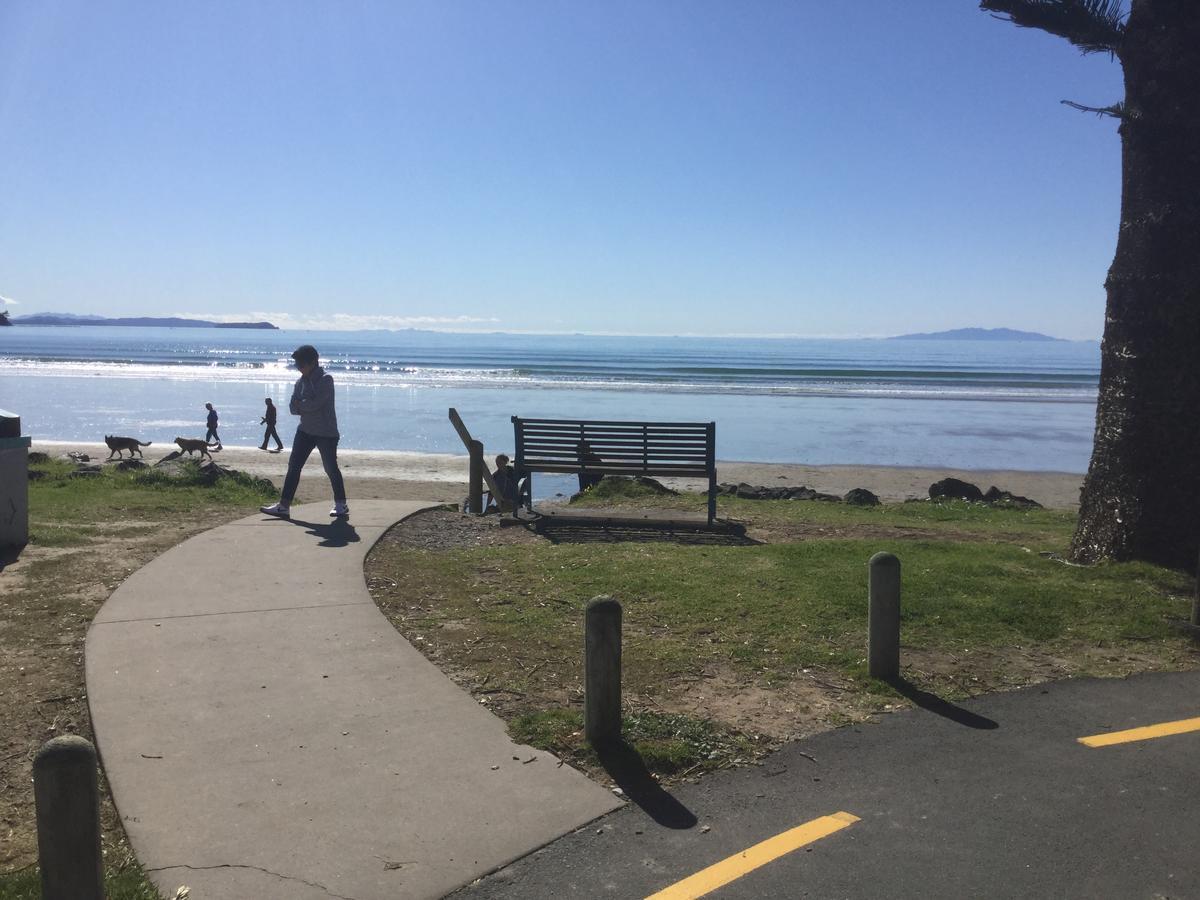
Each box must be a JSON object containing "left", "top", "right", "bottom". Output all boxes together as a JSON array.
[{"left": 453, "top": 670, "right": 1200, "bottom": 900}]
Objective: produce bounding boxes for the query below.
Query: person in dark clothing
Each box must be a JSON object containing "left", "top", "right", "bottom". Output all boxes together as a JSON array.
[
  {"left": 260, "top": 345, "right": 348, "bottom": 519},
  {"left": 577, "top": 440, "right": 603, "bottom": 492},
  {"left": 204, "top": 403, "right": 222, "bottom": 450},
  {"left": 486, "top": 453, "right": 529, "bottom": 511},
  {"left": 259, "top": 398, "right": 283, "bottom": 451}
]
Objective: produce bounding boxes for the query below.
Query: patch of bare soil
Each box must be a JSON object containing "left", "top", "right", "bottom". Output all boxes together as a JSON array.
[
  {"left": 0, "top": 512, "right": 249, "bottom": 873},
  {"left": 374, "top": 506, "right": 543, "bottom": 551},
  {"left": 743, "top": 520, "right": 988, "bottom": 545}
]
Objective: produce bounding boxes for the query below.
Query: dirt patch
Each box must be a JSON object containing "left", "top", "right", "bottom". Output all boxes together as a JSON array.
[
  {"left": 656, "top": 668, "right": 873, "bottom": 743},
  {"left": 372, "top": 506, "right": 543, "bottom": 552}
]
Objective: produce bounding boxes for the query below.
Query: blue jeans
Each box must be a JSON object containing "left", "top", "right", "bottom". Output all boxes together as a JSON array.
[{"left": 280, "top": 430, "right": 345, "bottom": 505}]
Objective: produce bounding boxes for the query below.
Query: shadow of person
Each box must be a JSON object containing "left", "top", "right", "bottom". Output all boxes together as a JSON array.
[
  {"left": 286, "top": 517, "right": 361, "bottom": 548},
  {"left": 886, "top": 676, "right": 999, "bottom": 730},
  {"left": 594, "top": 739, "right": 698, "bottom": 829}
]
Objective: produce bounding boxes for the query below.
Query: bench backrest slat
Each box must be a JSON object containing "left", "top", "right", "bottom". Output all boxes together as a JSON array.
[{"left": 512, "top": 416, "right": 718, "bottom": 523}]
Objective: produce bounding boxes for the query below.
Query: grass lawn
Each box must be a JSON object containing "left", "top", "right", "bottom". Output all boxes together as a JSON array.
[
  {"left": 0, "top": 457, "right": 276, "bottom": 898},
  {"left": 365, "top": 480, "right": 1198, "bottom": 782}
]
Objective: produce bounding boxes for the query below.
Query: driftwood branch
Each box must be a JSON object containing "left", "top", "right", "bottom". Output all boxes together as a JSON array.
[{"left": 1061, "top": 99, "right": 1125, "bottom": 119}]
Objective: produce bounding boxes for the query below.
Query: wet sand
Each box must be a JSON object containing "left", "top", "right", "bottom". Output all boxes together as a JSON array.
[{"left": 33, "top": 441, "right": 1084, "bottom": 509}]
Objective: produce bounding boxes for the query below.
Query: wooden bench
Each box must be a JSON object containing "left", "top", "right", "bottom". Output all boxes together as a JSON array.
[{"left": 512, "top": 417, "right": 718, "bottom": 524}]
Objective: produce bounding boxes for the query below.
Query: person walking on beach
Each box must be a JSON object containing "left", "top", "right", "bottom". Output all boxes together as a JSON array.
[
  {"left": 260, "top": 344, "right": 349, "bottom": 519},
  {"left": 204, "top": 402, "right": 222, "bottom": 450},
  {"left": 259, "top": 398, "right": 283, "bottom": 452}
]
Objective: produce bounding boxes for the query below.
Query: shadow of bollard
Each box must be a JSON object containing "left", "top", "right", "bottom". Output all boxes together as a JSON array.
[
  {"left": 595, "top": 741, "right": 698, "bottom": 829},
  {"left": 885, "top": 677, "right": 999, "bottom": 730}
]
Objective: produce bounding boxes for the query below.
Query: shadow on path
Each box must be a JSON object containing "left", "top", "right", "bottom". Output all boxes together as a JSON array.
[
  {"left": 595, "top": 741, "right": 698, "bottom": 829},
  {"left": 887, "top": 677, "right": 999, "bottom": 730},
  {"left": 286, "top": 517, "right": 361, "bottom": 548}
]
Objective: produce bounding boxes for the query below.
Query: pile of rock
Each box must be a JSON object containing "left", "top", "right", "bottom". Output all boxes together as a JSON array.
[
  {"left": 928, "top": 477, "right": 1041, "bottom": 509},
  {"left": 718, "top": 483, "right": 881, "bottom": 506}
]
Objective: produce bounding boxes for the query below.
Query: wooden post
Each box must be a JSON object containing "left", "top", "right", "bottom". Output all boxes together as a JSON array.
[
  {"left": 468, "top": 439, "right": 484, "bottom": 515},
  {"left": 34, "top": 736, "right": 104, "bottom": 900},
  {"left": 584, "top": 596, "right": 622, "bottom": 746},
  {"left": 1192, "top": 546, "right": 1199, "bottom": 628},
  {"left": 868, "top": 552, "right": 901, "bottom": 680},
  {"left": 448, "top": 408, "right": 505, "bottom": 508}
]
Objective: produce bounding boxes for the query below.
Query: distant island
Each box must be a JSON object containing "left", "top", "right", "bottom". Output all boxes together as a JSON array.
[
  {"left": 888, "top": 327, "right": 1065, "bottom": 342},
  {"left": 12, "top": 313, "right": 278, "bottom": 330}
]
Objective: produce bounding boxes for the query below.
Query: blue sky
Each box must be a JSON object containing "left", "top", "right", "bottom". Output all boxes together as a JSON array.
[{"left": 0, "top": 2, "right": 1124, "bottom": 338}]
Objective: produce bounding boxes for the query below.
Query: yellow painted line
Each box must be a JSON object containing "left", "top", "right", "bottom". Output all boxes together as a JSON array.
[
  {"left": 644, "top": 811, "right": 860, "bottom": 900},
  {"left": 1078, "top": 716, "right": 1200, "bottom": 748}
]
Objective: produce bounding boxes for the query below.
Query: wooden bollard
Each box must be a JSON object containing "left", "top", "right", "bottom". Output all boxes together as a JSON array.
[
  {"left": 468, "top": 439, "right": 485, "bottom": 514},
  {"left": 868, "top": 552, "right": 901, "bottom": 680},
  {"left": 584, "top": 596, "right": 622, "bottom": 745},
  {"left": 34, "top": 736, "right": 104, "bottom": 900},
  {"left": 1192, "top": 546, "right": 1199, "bottom": 628}
]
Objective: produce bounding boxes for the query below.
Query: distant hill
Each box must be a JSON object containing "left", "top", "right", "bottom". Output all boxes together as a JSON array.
[
  {"left": 889, "top": 327, "right": 1064, "bottom": 342},
  {"left": 13, "top": 313, "right": 278, "bottom": 330}
]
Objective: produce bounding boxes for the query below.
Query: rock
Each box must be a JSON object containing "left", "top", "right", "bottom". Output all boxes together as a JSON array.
[
  {"left": 929, "top": 477, "right": 983, "bottom": 502},
  {"left": 983, "top": 486, "right": 1042, "bottom": 509},
  {"left": 718, "top": 483, "right": 738, "bottom": 495},
  {"left": 27, "top": 451, "right": 49, "bottom": 464},
  {"left": 28, "top": 469, "right": 47, "bottom": 481},
  {"left": 115, "top": 458, "right": 148, "bottom": 471},
  {"left": 732, "top": 483, "right": 841, "bottom": 502},
  {"left": 844, "top": 488, "right": 881, "bottom": 506},
  {"left": 633, "top": 476, "right": 677, "bottom": 495},
  {"left": 69, "top": 464, "right": 103, "bottom": 478}
]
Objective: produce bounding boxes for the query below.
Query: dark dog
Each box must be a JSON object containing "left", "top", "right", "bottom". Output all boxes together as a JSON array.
[
  {"left": 174, "top": 437, "right": 217, "bottom": 459},
  {"left": 105, "top": 435, "right": 153, "bottom": 458}
]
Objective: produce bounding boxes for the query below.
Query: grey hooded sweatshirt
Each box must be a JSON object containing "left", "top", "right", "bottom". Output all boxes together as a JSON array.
[{"left": 289, "top": 365, "right": 339, "bottom": 438}]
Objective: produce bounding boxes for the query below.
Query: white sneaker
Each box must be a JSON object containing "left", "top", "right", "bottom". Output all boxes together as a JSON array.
[
  {"left": 260, "top": 502, "right": 290, "bottom": 519},
  {"left": 329, "top": 502, "right": 349, "bottom": 518}
]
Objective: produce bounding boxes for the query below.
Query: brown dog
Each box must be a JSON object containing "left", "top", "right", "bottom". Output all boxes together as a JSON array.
[
  {"left": 174, "top": 437, "right": 217, "bottom": 459},
  {"left": 105, "top": 435, "right": 153, "bottom": 458}
]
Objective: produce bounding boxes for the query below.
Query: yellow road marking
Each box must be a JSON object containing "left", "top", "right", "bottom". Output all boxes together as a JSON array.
[
  {"left": 1078, "top": 716, "right": 1200, "bottom": 748},
  {"left": 644, "top": 811, "right": 860, "bottom": 900}
]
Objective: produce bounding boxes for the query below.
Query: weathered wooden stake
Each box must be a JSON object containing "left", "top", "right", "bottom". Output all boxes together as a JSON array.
[
  {"left": 1192, "top": 546, "right": 1199, "bottom": 628},
  {"left": 868, "top": 552, "right": 901, "bottom": 680},
  {"left": 34, "top": 736, "right": 104, "bottom": 900},
  {"left": 468, "top": 439, "right": 484, "bottom": 515},
  {"left": 584, "top": 596, "right": 622, "bottom": 745}
]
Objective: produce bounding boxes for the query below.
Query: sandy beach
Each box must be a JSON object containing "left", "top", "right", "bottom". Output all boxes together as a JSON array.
[{"left": 32, "top": 441, "right": 1084, "bottom": 509}]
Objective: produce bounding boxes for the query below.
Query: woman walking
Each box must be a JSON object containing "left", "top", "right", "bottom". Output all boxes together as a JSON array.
[{"left": 260, "top": 345, "right": 349, "bottom": 519}]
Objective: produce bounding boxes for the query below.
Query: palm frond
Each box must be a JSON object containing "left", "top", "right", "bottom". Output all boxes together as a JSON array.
[{"left": 980, "top": 0, "right": 1127, "bottom": 54}]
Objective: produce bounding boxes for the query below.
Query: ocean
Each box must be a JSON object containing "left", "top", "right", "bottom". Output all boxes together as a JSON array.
[{"left": 0, "top": 326, "right": 1099, "bottom": 472}]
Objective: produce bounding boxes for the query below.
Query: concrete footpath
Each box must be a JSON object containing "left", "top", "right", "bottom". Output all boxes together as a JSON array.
[{"left": 86, "top": 500, "right": 621, "bottom": 900}]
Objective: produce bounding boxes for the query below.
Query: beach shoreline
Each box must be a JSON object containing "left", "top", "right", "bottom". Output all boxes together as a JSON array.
[{"left": 32, "top": 441, "right": 1084, "bottom": 509}]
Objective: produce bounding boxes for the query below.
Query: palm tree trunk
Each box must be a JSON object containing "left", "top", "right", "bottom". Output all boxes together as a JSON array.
[{"left": 1071, "top": 0, "right": 1200, "bottom": 570}]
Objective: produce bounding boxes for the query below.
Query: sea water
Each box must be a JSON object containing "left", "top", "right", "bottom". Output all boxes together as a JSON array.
[{"left": 0, "top": 326, "right": 1099, "bottom": 472}]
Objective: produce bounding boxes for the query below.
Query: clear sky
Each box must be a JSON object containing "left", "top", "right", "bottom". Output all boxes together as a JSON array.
[{"left": 0, "top": 2, "right": 1125, "bottom": 338}]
